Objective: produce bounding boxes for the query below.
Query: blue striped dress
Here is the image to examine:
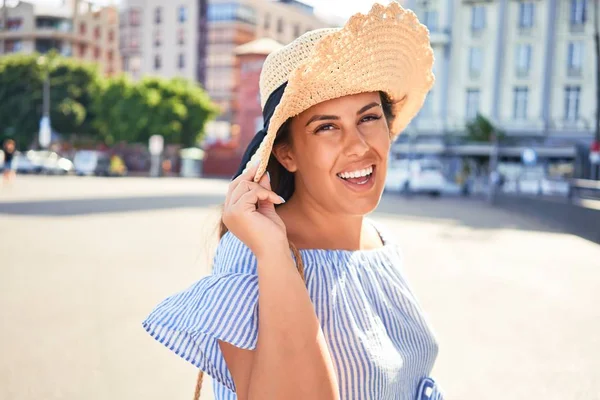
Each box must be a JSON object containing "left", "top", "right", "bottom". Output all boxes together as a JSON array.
[{"left": 142, "top": 223, "right": 444, "bottom": 400}]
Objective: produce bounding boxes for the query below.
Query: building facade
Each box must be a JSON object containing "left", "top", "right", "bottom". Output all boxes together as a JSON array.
[
  {"left": 405, "top": 0, "right": 596, "bottom": 152},
  {"left": 0, "top": 0, "right": 121, "bottom": 76},
  {"left": 119, "top": 0, "right": 329, "bottom": 130},
  {"left": 119, "top": 0, "right": 208, "bottom": 83}
]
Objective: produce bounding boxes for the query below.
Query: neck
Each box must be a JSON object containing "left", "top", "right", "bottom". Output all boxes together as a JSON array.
[{"left": 278, "top": 184, "right": 380, "bottom": 251}]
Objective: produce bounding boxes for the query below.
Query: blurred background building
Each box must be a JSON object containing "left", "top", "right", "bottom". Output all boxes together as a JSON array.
[
  {"left": 0, "top": 0, "right": 121, "bottom": 75},
  {"left": 0, "top": 0, "right": 598, "bottom": 183},
  {"left": 403, "top": 0, "right": 595, "bottom": 166},
  {"left": 118, "top": 0, "right": 330, "bottom": 141}
]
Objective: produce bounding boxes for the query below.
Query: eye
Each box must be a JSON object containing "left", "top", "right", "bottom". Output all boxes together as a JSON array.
[
  {"left": 314, "top": 123, "right": 336, "bottom": 133},
  {"left": 360, "top": 114, "right": 383, "bottom": 123}
]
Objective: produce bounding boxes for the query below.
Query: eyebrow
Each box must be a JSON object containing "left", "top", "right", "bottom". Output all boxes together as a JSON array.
[{"left": 305, "top": 102, "right": 382, "bottom": 127}]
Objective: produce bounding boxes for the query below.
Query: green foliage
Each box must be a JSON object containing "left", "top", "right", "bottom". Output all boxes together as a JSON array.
[
  {"left": 0, "top": 52, "right": 101, "bottom": 148},
  {"left": 0, "top": 53, "right": 45, "bottom": 148},
  {"left": 465, "top": 113, "right": 505, "bottom": 143},
  {"left": 0, "top": 52, "right": 218, "bottom": 149},
  {"left": 92, "top": 76, "right": 218, "bottom": 147}
]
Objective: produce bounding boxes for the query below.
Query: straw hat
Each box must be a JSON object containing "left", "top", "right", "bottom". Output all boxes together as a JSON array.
[{"left": 247, "top": 1, "right": 435, "bottom": 183}]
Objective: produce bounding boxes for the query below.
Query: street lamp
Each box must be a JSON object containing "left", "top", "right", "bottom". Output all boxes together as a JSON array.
[{"left": 37, "top": 54, "right": 53, "bottom": 149}]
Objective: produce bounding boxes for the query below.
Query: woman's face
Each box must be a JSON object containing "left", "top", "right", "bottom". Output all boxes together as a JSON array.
[{"left": 277, "top": 91, "right": 391, "bottom": 216}]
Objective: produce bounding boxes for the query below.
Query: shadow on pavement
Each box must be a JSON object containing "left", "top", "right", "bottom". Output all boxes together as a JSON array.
[
  {"left": 376, "top": 193, "right": 564, "bottom": 235},
  {"left": 0, "top": 191, "right": 565, "bottom": 236},
  {"left": 0, "top": 194, "right": 225, "bottom": 217}
]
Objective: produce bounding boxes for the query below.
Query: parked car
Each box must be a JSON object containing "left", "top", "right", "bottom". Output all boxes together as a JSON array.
[
  {"left": 74, "top": 150, "right": 109, "bottom": 176},
  {"left": 409, "top": 160, "right": 445, "bottom": 196},
  {"left": 10, "top": 152, "right": 37, "bottom": 174},
  {"left": 73, "top": 151, "right": 127, "bottom": 177},
  {"left": 385, "top": 159, "right": 446, "bottom": 196},
  {"left": 384, "top": 160, "right": 411, "bottom": 192},
  {"left": 27, "top": 150, "right": 74, "bottom": 175}
]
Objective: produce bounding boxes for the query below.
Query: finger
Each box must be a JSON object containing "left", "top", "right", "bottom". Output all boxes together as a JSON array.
[
  {"left": 257, "top": 172, "right": 274, "bottom": 210},
  {"left": 225, "top": 159, "right": 260, "bottom": 205},
  {"left": 229, "top": 180, "right": 254, "bottom": 206},
  {"left": 236, "top": 186, "right": 284, "bottom": 209}
]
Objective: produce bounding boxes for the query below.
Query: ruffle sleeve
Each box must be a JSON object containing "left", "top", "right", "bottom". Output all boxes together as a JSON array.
[{"left": 142, "top": 232, "right": 258, "bottom": 392}]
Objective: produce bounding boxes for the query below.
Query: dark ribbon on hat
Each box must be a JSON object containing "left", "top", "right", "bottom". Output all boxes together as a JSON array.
[{"left": 233, "top": 81, "right": 288, "bottom": 180}]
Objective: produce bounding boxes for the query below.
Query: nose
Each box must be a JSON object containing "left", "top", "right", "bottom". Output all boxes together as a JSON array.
[{"left": 343, "top": 125, "right": 370, "bottom": 158}]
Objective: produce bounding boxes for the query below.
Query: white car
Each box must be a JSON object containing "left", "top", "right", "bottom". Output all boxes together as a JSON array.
[{"left": 385, "top": 159, "right": 446, "bottom": 196}]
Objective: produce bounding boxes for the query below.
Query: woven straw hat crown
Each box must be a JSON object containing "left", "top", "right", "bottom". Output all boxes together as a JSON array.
[{"left": 249, "top": 1, "right": 435, "bottom": 182}]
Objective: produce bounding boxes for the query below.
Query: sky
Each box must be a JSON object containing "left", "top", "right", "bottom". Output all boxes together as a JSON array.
[{"left": 25, "top": 0, "right": 394, "bottom": 22}]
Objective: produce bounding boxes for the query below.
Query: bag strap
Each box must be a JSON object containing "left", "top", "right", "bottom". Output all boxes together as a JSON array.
[{"left": 192, "top": 242, "right": 305, "bottom": 399}]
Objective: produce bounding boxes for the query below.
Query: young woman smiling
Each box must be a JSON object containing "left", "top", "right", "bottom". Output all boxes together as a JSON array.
[{"left": 143, "top": 3, "right": 444, "bottom": 399}]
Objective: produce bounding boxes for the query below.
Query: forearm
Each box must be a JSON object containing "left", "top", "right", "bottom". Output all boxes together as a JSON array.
[{"left": 248, "top": 245, "right": 339, "bottom": 400}]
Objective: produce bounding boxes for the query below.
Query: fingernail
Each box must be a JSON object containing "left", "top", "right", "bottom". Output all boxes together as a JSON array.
[
  {"left": 279, "top": 196, "right": 286, "bottom": 203},
  {"left": 267, "top": 171, "right": 271, "bottom": 182}
]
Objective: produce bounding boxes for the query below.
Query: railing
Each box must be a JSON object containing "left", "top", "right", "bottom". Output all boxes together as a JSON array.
[{"left": 569, "top": 179, "right": 600, "bottom": 210}]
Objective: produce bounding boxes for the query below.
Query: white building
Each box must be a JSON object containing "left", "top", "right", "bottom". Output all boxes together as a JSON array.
[
  {"left": 119, "top": 0, "right": 204, "bottom": 82},
  {"left": 405, "top": 0, "right": 596, "bottom": 150}
]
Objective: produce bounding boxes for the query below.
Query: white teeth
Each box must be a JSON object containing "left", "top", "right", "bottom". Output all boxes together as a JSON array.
[{"left": 337, "top": 166, "right": 373, "bottom": 179}]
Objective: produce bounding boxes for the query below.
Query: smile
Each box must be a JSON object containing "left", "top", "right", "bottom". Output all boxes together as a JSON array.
[{"left": 336, "top": 165, "right": 376, "bottom": 191}]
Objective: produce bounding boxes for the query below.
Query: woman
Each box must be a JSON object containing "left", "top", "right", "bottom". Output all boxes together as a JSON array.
[
  {"left": 143, "top": 3, "right": 443, "bottom": 399},
  {"left": 2, "top": 139, "right": 16, "bottom": 185}
]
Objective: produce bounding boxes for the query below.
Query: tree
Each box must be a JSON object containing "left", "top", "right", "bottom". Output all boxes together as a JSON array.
[
  {"left": 92, "top": 75, "right": 218, "bottom": 147},
  {"left": 0, "top": 53, "right": 101, "bottom": 148},
  {"left": 0, "top": 53, "right": 45, "bottom": 148},
  {"left": 465, "top": 113, "right": 505, "bottom": 143}
]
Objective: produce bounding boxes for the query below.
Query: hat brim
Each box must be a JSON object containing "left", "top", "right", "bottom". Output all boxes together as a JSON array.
[{"left": 251, "top": 2, "right": 435, "bottom": 182}]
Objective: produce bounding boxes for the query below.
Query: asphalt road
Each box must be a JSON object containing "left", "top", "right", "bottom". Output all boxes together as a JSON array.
[{"left": 1, "top": 176, "right": 599, "bottom": 400}]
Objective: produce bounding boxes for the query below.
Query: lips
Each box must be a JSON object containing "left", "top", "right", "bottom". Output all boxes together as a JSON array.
[{"left": 336, "top": 164, "right": 377, "bottom": 192}]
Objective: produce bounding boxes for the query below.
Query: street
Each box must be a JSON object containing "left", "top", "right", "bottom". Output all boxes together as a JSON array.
[{"left": 0, "top": 176, "right": 599, "bottom": 400}]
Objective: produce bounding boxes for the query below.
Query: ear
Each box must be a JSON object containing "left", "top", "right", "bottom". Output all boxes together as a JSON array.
[{"left": 272, "top": 142, "right": 298, "bottom": 173}]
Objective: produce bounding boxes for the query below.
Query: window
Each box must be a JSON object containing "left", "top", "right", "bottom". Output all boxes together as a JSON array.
[
  {"left": 515, "top": 44, "right": 532, "bottom": 77},
  {"left": 154, "top": 54, "right": 162, "bottom": 70},
  {"left": 179, "top": 6, "right": 187, "bottom": 23},
  {"left": 518, "top": 2, "right": 534, "bottom": 28},
  {"left": 564, "top": 86, "right": 580, "bottom": 121},
  {"left": 570, "top": 0, "right": 587, "bottom": 27},
  {"left": 80, "top": 22, "right": 86, "bottom": 35},
  {"left": 423, "top": 10, "right": 438, "bottom": 33},
  {"left": 5, "top": 39, "right": 23, "bottom": 52},
  {"left": 108, "top": 29, "right": 114, "bottom": 42},
  {"left": 94, "top": 47, "right": 100, "bottom": 59},
  {"left": 108, "top": 50, "right": 113, "bottom": 61},
  {"left": 208, "top": 3, "right": 257, "bottom": 24},
  {"left": 178, "top": 53, "right": 185, "bottom": 69},
  {"left": 155, "top": 7, "right": 162, "bottom": 24},
  {"left": 471, "top": 6, "right": 485, "bottom": 32},
  {"left": 154, "top": 30, "right": 161, "bottom": 47},
  {"left": 294, "top": 24, "right": 301, "bottom": 38},
  {"left": 78, "top": 44, "right": 87, "bottom": 56},
  {"left": 567, "top": 41, "right": 584, "bottom": 76},
  {"left": 129, "top": 8, "right": 141, "bottom": 26},
  {"left": 178, "top": 28, "right": 185, "bottom": 45},
  {"left": 466, "top": 89, "right": 480, "bottom": 120},
  {"left": 468, "top": 47, "right": 483, "bottom": 77},
  {"left": 94, "top": 26, "right": 101, "bottom": 40},
  {"left": 277, "top": 18, "right": 284, "bottom": 34},
  {"left": 6, "top": 17, "right": 23, "bottom": 31},
  {"left": 513, "top": 87, "right": 528, "bottom": 120},
  {"left": 130, "top": 30, "right": 139, "bottom": 49}
]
